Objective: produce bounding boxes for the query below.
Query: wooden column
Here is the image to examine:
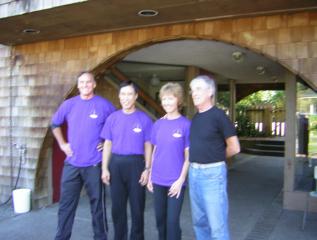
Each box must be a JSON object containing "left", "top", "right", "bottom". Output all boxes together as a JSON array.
[
  {"left": 263, "top": 105, "right": 272, "bottom": 136},
  {"left": 229, "top": 79, "right": 236, "bottom": 122},
  {"left": 283, "top": 73, "right": 297, "bottom": 206},
  {"left": 227, "top": 79, "right": 237, "bottom": 167},
  {"left": 185, "top": 66, "right": 199, "bottom": 118},
  {"left": 282, "top": 74, "right": 316, "bottom": 211}
]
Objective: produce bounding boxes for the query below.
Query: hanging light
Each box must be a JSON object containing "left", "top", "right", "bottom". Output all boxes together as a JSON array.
[{"left": 150, "top": 73, "right": 160, "bottom": 86}]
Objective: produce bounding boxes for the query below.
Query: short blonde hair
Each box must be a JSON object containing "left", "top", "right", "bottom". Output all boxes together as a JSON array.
[{"left": 159, "top": 82, "right": 184, "bottom": 107}]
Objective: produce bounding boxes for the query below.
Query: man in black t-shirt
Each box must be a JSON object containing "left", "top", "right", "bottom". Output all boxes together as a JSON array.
[{"left": 188, "top": 75, "right": 240, "bottom": 240}]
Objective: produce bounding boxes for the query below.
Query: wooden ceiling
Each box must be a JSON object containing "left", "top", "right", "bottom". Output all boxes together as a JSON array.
[{"left": 0, "top": 0, "right": 317, "bottom": 45}]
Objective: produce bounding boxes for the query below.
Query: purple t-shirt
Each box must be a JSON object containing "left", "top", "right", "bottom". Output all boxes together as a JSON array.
[
  {"left": 100, "top": 109, "right": 152, "bottom": 155},
  {"left": 51, "top": 95, "right": 115, "bottom": 167},
  {"left": 150, "top": 116, "right": 190, "bottom": 186}
]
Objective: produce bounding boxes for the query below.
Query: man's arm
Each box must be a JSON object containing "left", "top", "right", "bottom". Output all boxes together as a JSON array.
[
  {"left": 52, "top": 126, "right": 73, "bottom": 157},
  {"left": 226, "top": 136, "right": 240, "bottom": 159},
  {"left": 139, "top": 141, "right": 152, "bottom": 186},
  {"left": 101, "top": 140, "right": 112, "bottom": 185}
]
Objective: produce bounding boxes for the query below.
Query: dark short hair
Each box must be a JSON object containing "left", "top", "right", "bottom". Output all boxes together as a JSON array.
[{"left": 119, "top": 80, "right": 139, "bottom": 93}]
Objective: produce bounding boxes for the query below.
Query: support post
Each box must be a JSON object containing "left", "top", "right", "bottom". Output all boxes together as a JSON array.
[
  {"left": 229, "top": 79, "right": 236, "bottom": 122},
  {"left": 185, "top": 66, "right": 199, "bottom": 118},
  {"left": 283, "top": 73, "right": 297, "bottom": 207}
]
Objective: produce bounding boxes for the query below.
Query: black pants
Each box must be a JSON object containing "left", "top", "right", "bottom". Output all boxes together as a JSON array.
[
  {"left": 55, "top": 162, "right": 107, "bottom": 240},
  {"left": 109, "top": 154, "right": 145, "bottom": 240},
  {"left": 153, "top": 184, "right": 186, "bottom": 240}
]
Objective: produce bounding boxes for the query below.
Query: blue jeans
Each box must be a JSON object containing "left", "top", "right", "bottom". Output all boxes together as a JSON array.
[
  {"left": 188, "top": 162, "right": 229, "bottom": 240},
  {"left": 153, "top": 184, "right": 185, "bottom": 240}
]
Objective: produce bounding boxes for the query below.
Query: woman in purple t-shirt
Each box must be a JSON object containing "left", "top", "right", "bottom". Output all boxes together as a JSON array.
[{"left": 147, "top": 82, "right": 190, "bottom": 240}]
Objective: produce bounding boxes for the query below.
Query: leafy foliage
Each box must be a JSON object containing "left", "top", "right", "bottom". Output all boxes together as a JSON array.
[
  {"left": 236, "top": 91, "right": 284, "bottom": 136},
  {"left": 235, "top": 106, "right": 265, "bottom": 137},
  {"left": 217, "top": 90, "right": 285, "bottom": 136},
  {"left": 238, "top": 90, "right": 285, "bottom": 108}
]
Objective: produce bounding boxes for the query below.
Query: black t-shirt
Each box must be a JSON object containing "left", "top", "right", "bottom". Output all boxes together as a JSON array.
[{"left": 189, "top": 106, "right": 237, "bottom": 164}]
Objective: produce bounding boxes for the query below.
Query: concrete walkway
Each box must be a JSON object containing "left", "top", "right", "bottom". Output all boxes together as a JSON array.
[{"left": 0, "top": 153, "right": 316, "bottom": 240}]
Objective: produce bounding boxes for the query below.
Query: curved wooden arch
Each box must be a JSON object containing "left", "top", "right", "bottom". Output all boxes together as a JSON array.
[
  {"left": 87, "top": 33, "right": 311, "bottom": 90},
  {"left": 91, "top": 34, "right": 280, "bottom": 75}
]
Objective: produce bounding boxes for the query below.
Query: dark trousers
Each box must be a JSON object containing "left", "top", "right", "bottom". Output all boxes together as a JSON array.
[
  {"left": 153, "top": 184, "right": 186, "bottom": 240},
  {"left": 109, "top": 154, "right": 145, "bottom": 240},
  {"left": 55, "top": 162, "right": 107, "bottom": 240}
]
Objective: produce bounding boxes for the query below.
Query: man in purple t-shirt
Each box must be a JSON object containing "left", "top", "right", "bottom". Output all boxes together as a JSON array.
[
  {"left": 51, "top": 72, "right": 115, "bottom": 240},
  {"left": 100, "top": 80, "right": 152, "bottom": 240}
]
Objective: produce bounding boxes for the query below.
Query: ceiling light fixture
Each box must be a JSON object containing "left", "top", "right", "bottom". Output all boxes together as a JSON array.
[
  {"left": 231, "top": 51, "right": 244, "bottom": 63},
  {"left": 138, "top": 9, "right": 159, "bottom": 17},
  {"left": 150, "top": 74, "right": 160, "bottom": 86},
  {"left": 22, "top": 28, "right": 40, "bottom": 35},
  {"left": 256, "top": 66, "right": 266, "bottom": 75}
]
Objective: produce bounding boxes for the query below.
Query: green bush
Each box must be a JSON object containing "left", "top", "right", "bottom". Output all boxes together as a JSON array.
[{"left": 236, "top": 107, "right": 266, "bottom": 137}]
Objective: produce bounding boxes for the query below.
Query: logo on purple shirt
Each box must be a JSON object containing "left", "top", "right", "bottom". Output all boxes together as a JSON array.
[
  {"left": 89, "top": 109, "right": 98, "bottom": 119},
  {"left": 172, "top": 129, "right": 183, "bottom": 138},
  {"left": 133, "top": 123, "right": 142, "bottom": 133}
]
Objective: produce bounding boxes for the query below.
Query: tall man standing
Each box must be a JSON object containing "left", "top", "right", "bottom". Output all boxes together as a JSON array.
[
  {"left": 101, "top": 80, "right": 152, "bottom": 240},
  {"left": 51, "top": 71, "right": 115, "bottom": 240},
  {"left": 188, "top": 75, "right": 240, "bottom": 240}
]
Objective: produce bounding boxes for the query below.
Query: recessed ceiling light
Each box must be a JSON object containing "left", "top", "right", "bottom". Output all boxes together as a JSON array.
[
  {"left": 22, "top": 28, "right": 40, "bottom": 35},
  {"left": 256, "top": 66, "right": 266, "bottom": 75},
  {"left": 231, "top": 51, "right": 244, "bottom": 63},
  {"left": 138, "top": 9, "right": 159, "bottom": 17}
]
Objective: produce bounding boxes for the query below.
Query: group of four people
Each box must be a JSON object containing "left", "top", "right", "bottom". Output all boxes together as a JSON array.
[{"left": 51, "top": 71, "right": 240, "bottom": 240}]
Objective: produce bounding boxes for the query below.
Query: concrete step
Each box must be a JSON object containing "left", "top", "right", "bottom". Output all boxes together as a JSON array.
[
  {"left": 254, "top": 143, "right": 285, "bottom": 151},
  {"left": 240, "top": 138, "right": 285, "bottom": 157},
  {"left": 255, "top": 140, "right": 285, "bottom": 146},
  {"left": 244, "top": 147, "right": 284, "bottom": 157}
]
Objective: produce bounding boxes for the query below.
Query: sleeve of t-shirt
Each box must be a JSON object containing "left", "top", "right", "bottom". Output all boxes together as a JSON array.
[
  {"left": 100, "top": 114, "right": 113, "bottom": 141},
  {"left": 150, "top": 121, "right": 158, "bottom": 145},
  {"left": 51, "top": 101, "right": 68, "bottom": 127},
  {"left": 184, "top": 120, "right": 191, "bottom": 148},
  {"left": 107, "top": 102, "right": 116, "bottom": 116},
  {"left": 144, "top": 116, "right": 153, "bottom": 142},
  {"left": 220, "top": 111, "right": 237, "bottom": 139},
  {"left": 101, "top": 99, "right": 116, "bottom": 120}
]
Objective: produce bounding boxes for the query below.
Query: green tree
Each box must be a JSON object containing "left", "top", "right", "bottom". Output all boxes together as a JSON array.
[
  {"left": 236, "top": 90, "right": 285, "bottom": 136},
  {"left": 238, "top": 90, "right": 284, "bottom": 108}
]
